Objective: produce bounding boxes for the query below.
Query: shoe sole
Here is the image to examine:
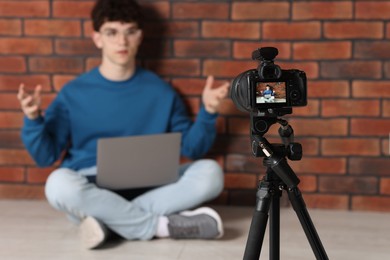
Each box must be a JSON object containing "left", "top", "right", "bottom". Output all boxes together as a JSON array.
[
  {"left": 180, "top": 207, "right": 224, "bottom": 239},
  {"left": 79, "top": 216, "right": 106, "bottom": 249}
]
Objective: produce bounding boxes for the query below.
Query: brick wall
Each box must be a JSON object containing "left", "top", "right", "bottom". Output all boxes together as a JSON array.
[{"left": 0, "top": 0, "right": 389, "bottom": 211}]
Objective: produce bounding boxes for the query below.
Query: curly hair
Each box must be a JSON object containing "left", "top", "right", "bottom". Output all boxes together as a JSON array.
[{"left": 91, "top": 0, "right": 144, "bottom": 32}]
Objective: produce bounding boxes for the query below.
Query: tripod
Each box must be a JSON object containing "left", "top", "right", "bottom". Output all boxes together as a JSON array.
[{"left": 243, "top": 114, "right": 328, "bottom": 260}]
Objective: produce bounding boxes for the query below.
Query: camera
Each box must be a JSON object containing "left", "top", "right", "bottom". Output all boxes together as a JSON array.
[{"left": 230, "top": 47, "right": 307, "bottom": 115}]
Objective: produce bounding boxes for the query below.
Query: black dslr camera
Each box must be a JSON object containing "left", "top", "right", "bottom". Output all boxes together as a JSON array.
[{"left": 230, "top": 47, "right": 307, "bottom": 116}]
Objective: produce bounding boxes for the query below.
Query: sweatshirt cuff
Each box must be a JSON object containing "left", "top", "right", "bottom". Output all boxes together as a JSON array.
[
  {"left": 198, "top": 105, "right": 218, "bottom": 123},
  {"left": 24, "top": 115, "right": 44, "bottom": 127}
]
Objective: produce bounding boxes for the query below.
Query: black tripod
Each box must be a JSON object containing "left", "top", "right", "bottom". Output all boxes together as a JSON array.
[{"left": 243, "top": 114, "right": 329, "bottom": 260}]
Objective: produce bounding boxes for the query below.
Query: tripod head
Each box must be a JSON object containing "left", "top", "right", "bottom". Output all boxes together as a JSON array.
[
  {"left": 249, "top": 110, "right": 301, "bottom": 189},
  {"left": 250, "top": 110, "right": 302, "bottom": 161}
]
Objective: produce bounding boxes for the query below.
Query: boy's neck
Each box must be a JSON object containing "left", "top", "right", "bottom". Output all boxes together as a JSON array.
[{"left": 99, "top": 61, "right": 136, "bottom": 81}]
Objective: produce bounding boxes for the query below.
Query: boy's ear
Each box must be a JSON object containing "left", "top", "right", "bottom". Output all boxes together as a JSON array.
[{"left": 92, "top": 31, "right": 103, "bottom": 49}]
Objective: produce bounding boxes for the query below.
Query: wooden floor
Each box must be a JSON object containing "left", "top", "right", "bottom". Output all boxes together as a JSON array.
[{"left": 0, "top": 200, "right": 389, "bottom": 259}]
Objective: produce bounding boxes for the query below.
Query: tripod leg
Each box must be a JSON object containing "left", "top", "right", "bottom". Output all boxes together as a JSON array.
[
  {"left": 243, "top": 181, "right": 272, "bottom": 260},
  {"left": 269, "top": 187, "right": 281, "bottom": 260},
  {"left": 287, "top": 187, "right": 329, "bottom": 260}
]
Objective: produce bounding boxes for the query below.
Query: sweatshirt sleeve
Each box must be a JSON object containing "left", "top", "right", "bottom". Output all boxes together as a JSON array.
[
  {"left": 169, "top": 94, "right": 218, "bottom": 159},
  {"left": 21, "top": 94, "right": 71, "bottom": 167}
]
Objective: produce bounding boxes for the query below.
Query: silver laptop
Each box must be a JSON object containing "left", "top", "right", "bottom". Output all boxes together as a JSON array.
[{"left": 96, "top": 133, "right": 181, "bottom": 190}]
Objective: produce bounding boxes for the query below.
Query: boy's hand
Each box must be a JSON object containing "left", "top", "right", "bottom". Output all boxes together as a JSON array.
[
  {"left": 17, "top": 84, "right": 42, "bottom": 120},
  {"left": 202, "top": 76, "right": 229, "bottom": 114}
]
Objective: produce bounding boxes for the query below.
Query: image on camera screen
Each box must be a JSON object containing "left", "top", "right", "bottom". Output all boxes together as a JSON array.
[{"left": 256, "top": 82, "right": 287, "bottom": 104}]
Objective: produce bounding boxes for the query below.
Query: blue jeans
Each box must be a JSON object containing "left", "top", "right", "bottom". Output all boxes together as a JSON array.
[{"left": 44, "top": 159, "right": 224, "bottom": 240}]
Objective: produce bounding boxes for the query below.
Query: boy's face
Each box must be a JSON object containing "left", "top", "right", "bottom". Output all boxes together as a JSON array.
[{"left": 93, "top": 21, "right": 143, "bottom": 68}]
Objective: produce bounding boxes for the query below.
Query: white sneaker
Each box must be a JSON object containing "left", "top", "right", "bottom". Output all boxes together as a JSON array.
[
  {"left": 79, "top": 216, "right": 108, "bottom": 249},
  {"left": 167, "top": 207, "right": 224, "bottom": 239}
]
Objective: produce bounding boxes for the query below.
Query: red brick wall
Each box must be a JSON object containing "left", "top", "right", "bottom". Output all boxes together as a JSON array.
[{"left": 0, "top": 1, "right": 389, "bottom": 211}]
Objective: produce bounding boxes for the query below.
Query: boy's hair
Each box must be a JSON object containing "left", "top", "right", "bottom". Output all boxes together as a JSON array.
[{"left": 91, "top": 0, "right": 144, "bottom": 32}]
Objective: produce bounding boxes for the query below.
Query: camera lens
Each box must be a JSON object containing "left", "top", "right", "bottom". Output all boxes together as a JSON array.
[{"left": 230, "top": 71, "right": 252, "bottom": 112}]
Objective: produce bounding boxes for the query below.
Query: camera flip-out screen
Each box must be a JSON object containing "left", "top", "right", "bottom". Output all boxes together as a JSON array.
[{"left": 256, "top": 82, "right": 287, "bottom": 104}]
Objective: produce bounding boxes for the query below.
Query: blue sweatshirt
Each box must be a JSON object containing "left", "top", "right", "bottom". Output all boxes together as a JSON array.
[{"left": 21, "top": 67, "right": 218, "bottom": 170}]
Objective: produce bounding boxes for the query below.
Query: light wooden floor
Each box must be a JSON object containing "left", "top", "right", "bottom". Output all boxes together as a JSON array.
[{"left": 0, "top": 200, "right": 389, "bottom": 259}]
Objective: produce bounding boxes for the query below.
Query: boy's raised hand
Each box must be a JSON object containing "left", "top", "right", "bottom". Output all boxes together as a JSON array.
[
  {"left": 17, "top": 84, "right": 42, "bottom": 120},
  {"left": 202, "top": 76, "right": 229, "bottom": 114}
]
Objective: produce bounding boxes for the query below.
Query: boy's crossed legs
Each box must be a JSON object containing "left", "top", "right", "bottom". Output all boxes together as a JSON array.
[{"left": 45, "top": 159, "right": 224, "bottom": 249}]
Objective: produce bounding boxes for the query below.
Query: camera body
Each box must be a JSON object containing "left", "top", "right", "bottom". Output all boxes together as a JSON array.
[
  {"left": 230, "top": 47, "right": 307, "bottom": 114},
  {"left": 247, "top": 68, "right": 307, "bottom": 109}
]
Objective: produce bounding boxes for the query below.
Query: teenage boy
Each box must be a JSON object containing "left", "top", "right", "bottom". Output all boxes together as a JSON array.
[{"left": 17, "top": 0, "right": 229, "bottom": 249}]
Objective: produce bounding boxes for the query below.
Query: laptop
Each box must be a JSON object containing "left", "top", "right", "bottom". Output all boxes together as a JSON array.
[{"left": 96, "top": 132, "right": 181, "bottom": 190}]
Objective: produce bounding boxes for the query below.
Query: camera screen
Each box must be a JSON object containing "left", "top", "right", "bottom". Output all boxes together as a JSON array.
[{"left": 255, "top": 82, "right": 287, "bottom": 104}]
